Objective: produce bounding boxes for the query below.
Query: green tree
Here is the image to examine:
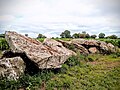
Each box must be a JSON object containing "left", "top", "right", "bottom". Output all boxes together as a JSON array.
[
  {"left": 82, "top": 31, "right": 86, "bottom": 34},
  {"left": 60, "top": 32, "right": 65, "bottom": 38},
  {"left": 107, "top": 35, "right": 118, "bottom": 39},
  {"left": 79, "top": 33, "right": 85, "bottom": 38},
  {"left": 37, "top": 34, "right": 46, "bottom": 38},
  {"left": 79, "top": 31, "right": 90, "bottom": 38},
  {"left": 25, "top": 34, "right": 28, "bottom": 37},
  {"left": 98, "top": 33, "right": 105, "bottom": 38},
  {"left": 72, "top": 31, "right": 90, "bottom": 38},
  {"left": 72, "top": 33, "right": 79, "bottom": 38},
  {"left": 85, "top": 33, "right": 90, "bottom": 38},
  {"left": 60, "top": 30, "right": 71, "bottom": 38},
  {"left": 0, "top": 34, "right": 5, "bottom": 38},
  {"left": 91, "top": 35, "right": 97, "bottom": 39}
]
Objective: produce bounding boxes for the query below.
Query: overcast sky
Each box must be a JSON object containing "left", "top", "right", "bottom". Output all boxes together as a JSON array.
[{"left": 0, "top": 0, "right": 120, "bottom": 37}]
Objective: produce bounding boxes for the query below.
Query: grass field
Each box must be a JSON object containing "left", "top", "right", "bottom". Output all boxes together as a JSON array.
[
  {"left": 45, "top": 54, "right": 120, "bottom": 90},
  {"left": 37, "top": 38, "right": 73, "bottom": 42},
  {"left": 0, "top": 53, "right": 120, "bottom": 90}
]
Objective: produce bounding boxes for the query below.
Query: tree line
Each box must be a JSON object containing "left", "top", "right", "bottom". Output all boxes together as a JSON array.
[
  {"left": 37, "top": 30, "right": 118, "bottom": 39},
  {"left": 60, "top": 30, "right": 118, "bottom": 39},
  {"left": 0, "top": 30, "right": 118, "bottom": 39}
]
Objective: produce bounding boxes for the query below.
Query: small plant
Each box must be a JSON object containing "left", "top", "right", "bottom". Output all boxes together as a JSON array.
[
  {"left": 60, "top": 64, "right": 69, "bottom": 73},
  {"left": 37, "top": 38, "right": 45, "bottom": 42},
  {"left": 65, "top": 55, "right": 81, "bottom": 67},
  {"left": 0, "top": 38, "right": 9, "bottom": 50},
  {"left": 68, "top": 44, "right": 76, "bottom": 51},
  {"left": 88, "top": 57, "right": 94, "bottom": 62}
]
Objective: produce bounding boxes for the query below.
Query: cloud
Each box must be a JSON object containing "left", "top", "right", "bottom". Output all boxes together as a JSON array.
[
  {"left": 0, "top": 0, "right": 120, "bottom": 37},
  {"left": 0, "top": 15, "right": 16, "bottom": 24}
]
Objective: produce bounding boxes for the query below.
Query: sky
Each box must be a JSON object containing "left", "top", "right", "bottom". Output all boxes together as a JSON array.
[{"left": 0, "top": 0, "right": 120, "bottom": 38}]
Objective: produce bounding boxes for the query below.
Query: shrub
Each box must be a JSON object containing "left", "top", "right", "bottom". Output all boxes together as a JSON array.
[
  {"left": 0, "top": 38, "right": 9, "bottom": 50},
  {"left": 67, "top": 44, "right": 75, "bottom": 51},
  {"left": 91, "top": 35, "right": 97, "bottom": 39},
  {"left": 37, "top": 38, "right": 45, "bottom": 42},
  {"left": 118, "top": 40, "right": 120, "bottom": 48},
  {"left": 99, "top": 39, "right": 120, "bottom": 47},
  {"left": 65, "top": 55, "right": 81, "bottom": 67},
  {"left": 0, "top": 34, "right": 5, "bottom": 38}
]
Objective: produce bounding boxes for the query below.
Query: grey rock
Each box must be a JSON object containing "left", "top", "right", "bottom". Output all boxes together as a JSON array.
[
  {"left": 89, "top": 47, "right": 99, "bottom": 54},
  {"left": 0, "top": 57, "right": 25, "bottom": 80},
  {"left": 107, "top": 43, "right": 116, "bottom": 53},
  {"left": 70, "top": 39, "right": 116, "bottom": 54},
  {"left": 57, "top": 40, "right": 89, "bottom": 55},
  {"left": 71, "top": 39, "right": 100, "bottom": 47},
  {"left": 5, "top": 31, "right": 75, "bottom": 69}
]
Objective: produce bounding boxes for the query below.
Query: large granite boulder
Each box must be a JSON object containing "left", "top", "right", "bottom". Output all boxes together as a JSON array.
[
  {"left": 0, "top": 57, "right": 25, "bottom": 80},
  {"left": 5, "top": 31, "right": 75, "bottom": 69},
  {"left": 71, "top": 39, "right": 100, "bottom": 47},
  {"left": 57, "top": 40, "right": 89, "bottom": 55},
  {"left": 57, "top": 39, "right": 117, "bottom": 54},
  {"left": 71, "top": 39, "right": 116, "bottom": 54},
  {"left": 43, "top": 38, "right": 76, "bottom": 67}
]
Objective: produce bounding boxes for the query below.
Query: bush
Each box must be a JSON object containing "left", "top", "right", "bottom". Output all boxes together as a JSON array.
[
  {"left": 0, "top": 38, "right": 9, "bottom": 50},
  {"left": 0, "top": 34, "right": 5, "bottom": 38},
  {"left": 59, "top": 54, "right": 86, "bottom": 74},
  {"left": 65, "top": 55, "right": 81, "bottom": 67},
  {"left": 106, "top": 35, "right": 118, "bottom": 39},
  {"left": 118, "top": 40, "right": 120, "bottom": 48},
  {"left": 98, "top": 39, "right": 120, "bottom": 47},
  {"left": 67, "top": 44, "right": 76, "bottom": 51},
  {"left": 37, "top": 38, "right": 45, "bottom": 42}
]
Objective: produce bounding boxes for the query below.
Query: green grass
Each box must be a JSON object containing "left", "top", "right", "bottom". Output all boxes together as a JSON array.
[
  {"left": 46, "top": 54, "right": 120, "bottom": 90},
  {"left": 54, "top": 38, "right": 73, "bottom": 41},
  {"left": 37, "top": 38, "right": 73, "bottom": 42},
  {"left": 37, "top": 38, "right": 45, "bottom": 42},
  {"left": 0, "top": 53, "right": 120, "bottom": 90}
]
